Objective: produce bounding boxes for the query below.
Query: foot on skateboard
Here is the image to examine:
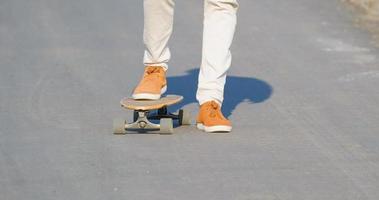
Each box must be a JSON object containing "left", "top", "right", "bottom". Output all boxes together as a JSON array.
[{"left": 132, "top": 66, "right": 167, "bottom": 100}]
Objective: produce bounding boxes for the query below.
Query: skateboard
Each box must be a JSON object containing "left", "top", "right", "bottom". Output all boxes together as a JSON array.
[{"left": 113, "top": 95, "right": 191, "bottom": 134}]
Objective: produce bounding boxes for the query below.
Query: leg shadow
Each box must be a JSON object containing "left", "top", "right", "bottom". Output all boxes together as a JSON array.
[{"left": 166, "top": 68, "right": 273, "bottom": 117}]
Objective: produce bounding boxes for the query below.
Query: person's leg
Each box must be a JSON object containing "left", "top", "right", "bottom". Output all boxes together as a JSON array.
[
  {"left": 196, "top": 0, "right": 238, "bottom": 132},
  {"left": 196, "top": 0, "right": 239, "bottom": 105},
  {"left": 133, "top": 0, "right": 175, "bottom": 100},
  {"left": 143, "top": 0, "right": 175, "bottom": 71}
]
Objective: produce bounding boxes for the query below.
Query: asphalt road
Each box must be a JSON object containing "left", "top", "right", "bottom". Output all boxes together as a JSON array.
[{"left": 1, "top": 0, "right": 379, "bottom": 199}]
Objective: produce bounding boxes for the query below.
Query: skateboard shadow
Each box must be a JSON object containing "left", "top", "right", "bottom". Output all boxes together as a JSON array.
[{"left": 166, "top": 68, "right": 273, "bottom": 117}]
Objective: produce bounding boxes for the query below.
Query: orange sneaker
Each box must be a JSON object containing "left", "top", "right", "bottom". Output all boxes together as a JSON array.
[
  {"left": 132, "top": 66, "right": 167, "bottom": 100},
  {"left": 196, "top": 100, "right": 232, "bottom": 133}
]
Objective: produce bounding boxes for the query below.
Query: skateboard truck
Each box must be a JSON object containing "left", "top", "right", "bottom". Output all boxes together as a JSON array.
[{"left": 129, "top": 111, "right": 160, "bottom": 130}]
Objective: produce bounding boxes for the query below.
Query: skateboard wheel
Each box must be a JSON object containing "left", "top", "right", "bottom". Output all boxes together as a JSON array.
[
  {"left": 113, "top": 118, "right": 126, "bottom": 134},
  {"left": 179, "top": 109, "right": 192, "bottom": 125},
  {"left": 159, "top": 118, "right": 173, "bottom": 134}
]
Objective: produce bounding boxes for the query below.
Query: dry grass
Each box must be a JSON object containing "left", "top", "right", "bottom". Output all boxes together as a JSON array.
[{"left": 343, "top": 0, "right": 379, "bottom": 45}]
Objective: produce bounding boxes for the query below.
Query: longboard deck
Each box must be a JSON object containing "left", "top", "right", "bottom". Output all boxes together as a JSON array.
[{"left": 120, "top": 95, "right": 183, "bottom": 111}]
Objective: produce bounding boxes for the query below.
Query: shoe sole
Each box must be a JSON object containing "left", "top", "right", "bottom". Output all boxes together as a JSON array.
[
  {"left": 132, "top": 85, "right": 167, "bottom": 100},
  {"left": 197, "top": 123, "right": 232, "bottom": 133}
]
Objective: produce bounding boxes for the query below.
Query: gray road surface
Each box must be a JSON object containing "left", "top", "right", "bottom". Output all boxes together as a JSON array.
[{"left": 1, "top": 0, "right": 379, "bottom": 199}]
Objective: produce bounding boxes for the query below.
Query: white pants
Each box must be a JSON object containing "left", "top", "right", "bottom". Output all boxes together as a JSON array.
[{"left": 143, "top": 0, "right": 239, "bottom": 105}]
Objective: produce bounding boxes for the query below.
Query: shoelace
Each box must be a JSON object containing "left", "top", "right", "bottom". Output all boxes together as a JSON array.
[
  {"left": 144, "top": 67, "right": 163, "bottom": 81},
  {"left": 205, "top": 101, "right": 220, "bottom": 118},
  {"left": 146, "top": 67, "right": 162, "bottom": 74}
]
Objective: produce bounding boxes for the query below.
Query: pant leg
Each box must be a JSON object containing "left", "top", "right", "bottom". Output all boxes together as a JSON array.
[
  {"left": 196, "top": 0, "right": 239, "bottom": 105},
  {"left": 143, "top": 0, "right": 175, "bottom": 71}
]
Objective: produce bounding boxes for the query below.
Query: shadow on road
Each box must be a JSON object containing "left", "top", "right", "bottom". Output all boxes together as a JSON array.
[{"left": 167, "top": 68, "right": 273, "bottom": 117}]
